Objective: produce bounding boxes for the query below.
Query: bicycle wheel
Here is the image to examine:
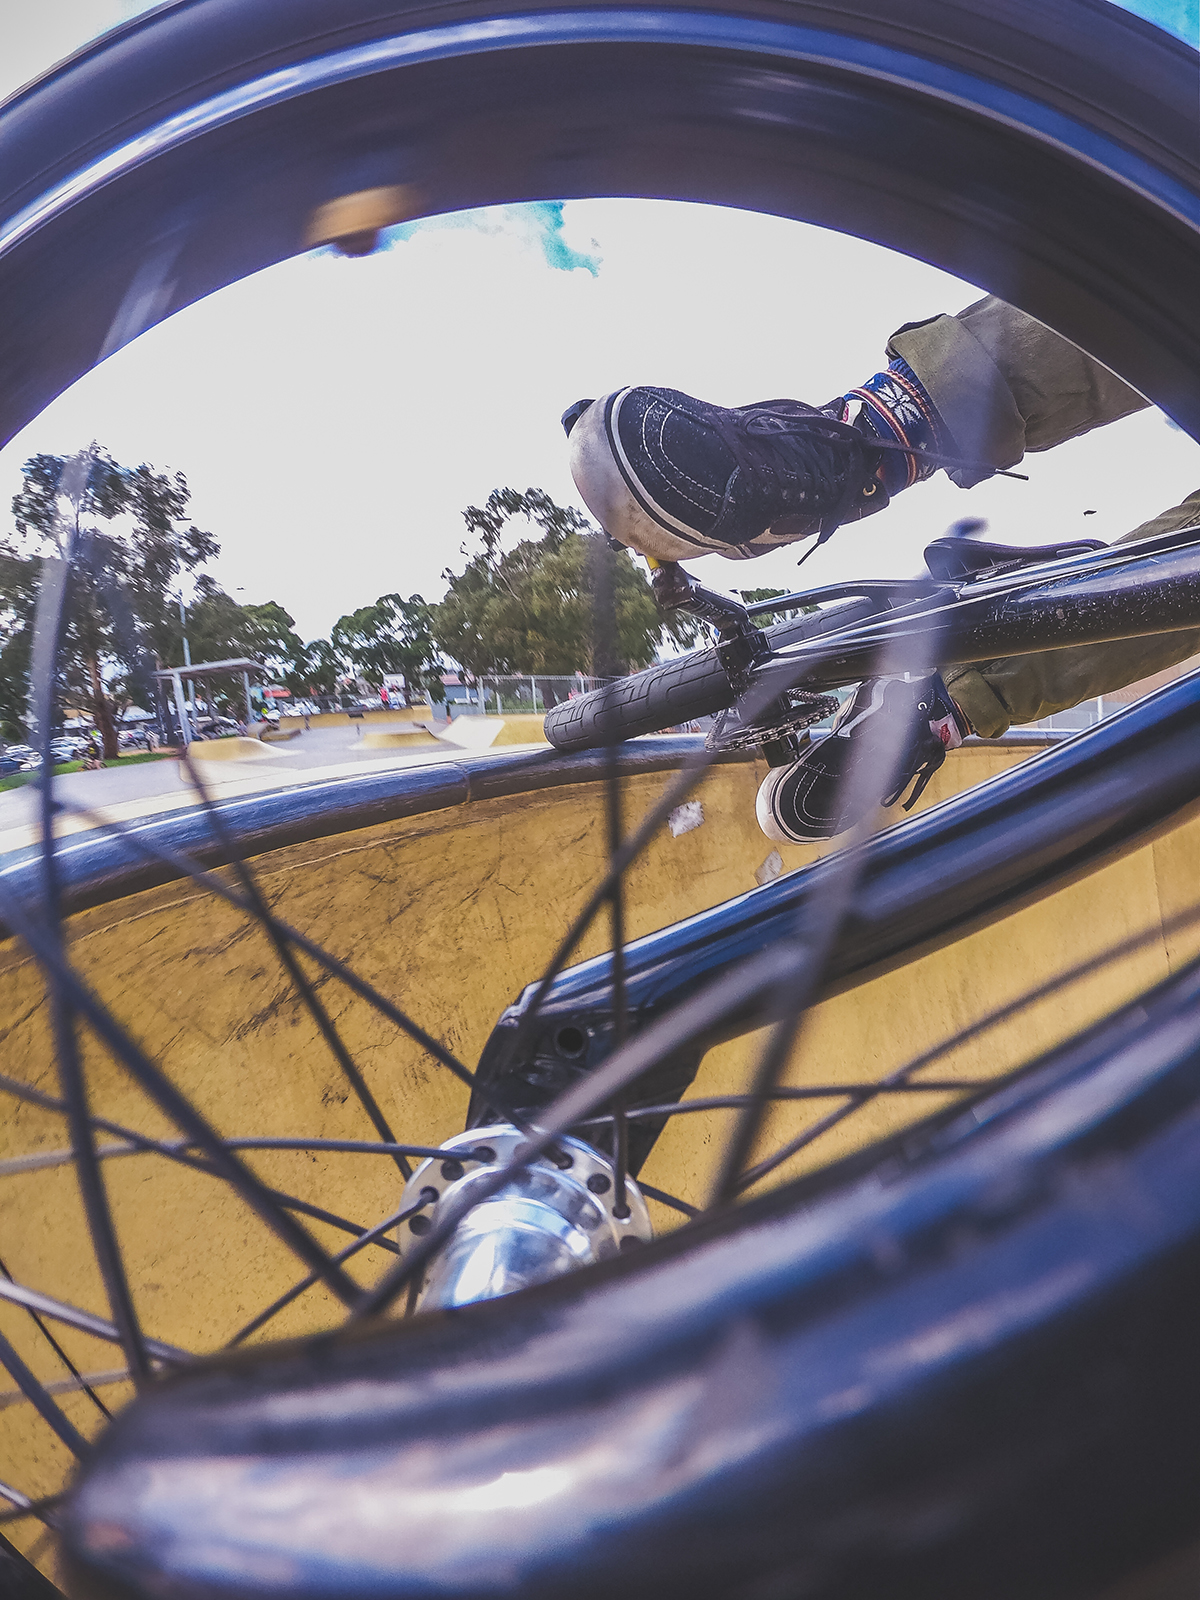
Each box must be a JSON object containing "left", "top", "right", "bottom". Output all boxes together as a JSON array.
[{"left": 0, "top": 0, "right": 1196, "bottom": 1596}]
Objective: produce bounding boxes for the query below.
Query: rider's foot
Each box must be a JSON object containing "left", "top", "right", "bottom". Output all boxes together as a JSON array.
[
  {"left": 562, "top": 388, "right": 891, "bottom": 562},
  {"left": 755, "top": 672, "right": 970, "bottom": 844}
]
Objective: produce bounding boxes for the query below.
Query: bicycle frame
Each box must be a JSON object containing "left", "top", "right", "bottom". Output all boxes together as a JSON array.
[
  {"left": 751, "top": 523, "right": 1200, "bottom": 695},
  {"left": 476, "top": 527, "right": 1200, "bottom": 1153}
]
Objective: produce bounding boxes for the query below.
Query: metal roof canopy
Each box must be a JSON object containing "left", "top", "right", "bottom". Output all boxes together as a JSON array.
[
  {"left": 152, "top": 658, "right": 266, "bottom": 682},
  {"left": 153, "top": 659, "right": 268, "bottom": 745}
]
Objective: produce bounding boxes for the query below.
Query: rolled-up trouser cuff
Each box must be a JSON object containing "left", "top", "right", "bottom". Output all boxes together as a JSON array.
[
  {"left": 886, "top": 307, "right": 1027, "bottom": 475},
  {"left": 886, "top": 296, "right": 1148, "bottom": 477},
  {"left": 942, "top": 665, "right": 1014, "bottom": 739}
]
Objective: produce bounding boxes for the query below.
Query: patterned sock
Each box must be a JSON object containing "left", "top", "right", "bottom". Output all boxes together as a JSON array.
[{"left": 843, "top": 356, "right": 954, "bottom": 496}]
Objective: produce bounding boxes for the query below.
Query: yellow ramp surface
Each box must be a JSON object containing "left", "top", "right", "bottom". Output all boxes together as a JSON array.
[
  {"left": 359, "top": 728, "right": 439, "bottom": 749},
  {"left": 187, "top": 736, "right": 286, "bottom": 762},
  {"left": 3, "top": 737, "right": 1198, "bottom": 1579}
]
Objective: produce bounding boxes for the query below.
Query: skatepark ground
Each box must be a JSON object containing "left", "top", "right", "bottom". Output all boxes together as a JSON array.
[{"left": 0, "top": 715, "right": 547, "bottom": 858}]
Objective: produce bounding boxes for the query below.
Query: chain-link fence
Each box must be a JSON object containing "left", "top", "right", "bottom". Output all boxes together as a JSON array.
[{"left": 446, "top": 674, "right": 604, "bottom": 714}]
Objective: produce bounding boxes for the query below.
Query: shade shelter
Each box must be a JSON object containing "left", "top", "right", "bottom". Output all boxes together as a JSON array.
[{"left": 153, "top": 658, "right": 267, "bottom": 746}]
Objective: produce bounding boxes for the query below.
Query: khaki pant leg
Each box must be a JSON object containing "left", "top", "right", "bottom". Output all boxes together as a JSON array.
[
  {"left": 889, "top": 294, "right": 1188, "bottom": 735},
  {"left": 887, "top": 295, "right": 1147, "bottom": 474},
  {"left": 945, "top": 490, "right": 1200, "bottom": 737}
]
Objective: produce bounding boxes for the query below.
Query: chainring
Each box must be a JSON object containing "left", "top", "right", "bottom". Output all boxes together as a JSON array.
[{"left": 705, "top": 691, "right": 841, "bottom": 752}]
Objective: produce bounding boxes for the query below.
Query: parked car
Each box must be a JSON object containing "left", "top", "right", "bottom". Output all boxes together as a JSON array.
[
  {"left": 193, "top": 716, "right": 241, "bottom": 740},
  {"left": 0, "top": 754, "right": 22, "bottom": 776}
]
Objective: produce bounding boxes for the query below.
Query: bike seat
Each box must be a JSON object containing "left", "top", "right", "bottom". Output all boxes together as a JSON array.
[{"left": 924, "top": 535, "right": 1107, "bottom": 581}]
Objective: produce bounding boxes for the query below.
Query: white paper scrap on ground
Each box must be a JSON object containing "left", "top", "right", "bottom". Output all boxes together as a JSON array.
[
  {"left": 755, "top": 850, "right": 783, "bottom": 886},
  {"left": 668, "top": 801, "right": 704, "bottom": 838}
]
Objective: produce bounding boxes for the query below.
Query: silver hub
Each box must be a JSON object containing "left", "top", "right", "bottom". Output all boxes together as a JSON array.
[{"left": 396, "top": 1126, "right": 652, "bottom": 1311}]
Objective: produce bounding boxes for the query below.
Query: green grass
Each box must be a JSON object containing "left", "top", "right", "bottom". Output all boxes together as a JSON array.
[{"left": 0, "top": 750, "right": 176, "bottom": 793}]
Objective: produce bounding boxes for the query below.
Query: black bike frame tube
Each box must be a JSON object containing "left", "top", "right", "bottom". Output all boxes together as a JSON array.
[
  {"left": 758, "top": 533, "right": 1200, "bottom": 692},
  {"left": 544, "top": 529, "right": 1200, "bottom": 754},
  {"left": 475, "top": 668, "right": 1200, "bottom": 1125}
]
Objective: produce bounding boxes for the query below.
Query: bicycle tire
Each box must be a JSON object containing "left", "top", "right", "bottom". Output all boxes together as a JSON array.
[
  {"left": 0, "top": 0, "right": 1197, "bottom": 1594},
  {"left": 0, "top": 0, "right": 1198, "bottom": 450},
  {"left": 542, "top": 597, "right": 878, "bottom": 750}
]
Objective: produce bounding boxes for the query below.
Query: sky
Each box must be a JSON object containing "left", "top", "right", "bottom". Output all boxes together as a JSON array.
[{"left": 2, "top": 1, "right": 1198, "bottom": 646}]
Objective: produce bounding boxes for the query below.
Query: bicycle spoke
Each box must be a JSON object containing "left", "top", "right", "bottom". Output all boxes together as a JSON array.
[
  {"left": 708, "top": 603, "right": 956, "bottom": 1208},
  {"left": 0, "top": 1255, "right": 110, "bottom": 1422},
  {"left": 351, "top": 941, "right": 805, "bottom": 1319},
  {"left": 181, "top": 752, "right": 413, "bottom": 1178},
  {"left": 636, "top": 1182, "right": 699, "bottom": 1218},
  {"left": 0, "top": 1327, "right": 91, "bottom": 1458},
  {"left": 0, "top": 877, "right": 364, "bottom": 1308},
  {"left": 0, "top": 1073, "right": 402, "bottom": 1253},
  {"left": 591, "top": 534, "right": 632, "bottom": 1217},
  {"left": 47, "top": 792, "right": 478, "bottom": 1093},
  {"left": 0, "top": 1368, "right": 130, "bottom": 1411},
  {"left": 0, "top": 1277, "right": 189, "bottom": 1363},
  {"left": 0, "top": 1483, "right": 64, "bottom": 1528},
  {"left": 498, "top": 626, "right": 874, "bottom": 1086},
  {"left": 227, "top": 1195, "right": 433, "bottom": 1347},
  {"left": 27, "top": 451, "right": 153, "bottom": 1389},
  {"left": 736, "top": 895, "right": 1200, "bottom": 1193},
  {"left": 574, "top": 1080, "right": 994, "bottom": 1127},
  {"left": 606, "top": 763, "right": 630, "bottom": 1218}
]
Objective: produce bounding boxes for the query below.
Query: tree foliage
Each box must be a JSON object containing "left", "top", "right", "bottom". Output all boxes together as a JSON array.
[
  {"left": 331, "top": 593, "right": 443, "bottom": 703},
  {"left": 433, "top": 488, "right": 699, "bottom": 678},
  {"left": 185, "top": 585, "right": 305, "bottom": 676},
  {"left": 0, "top": 463, "right": 710, "bottom": 752},
  {"left": 284, "top": 638, "right": 344, "bottom": 699},
  {"left": 3, "top": 448, "right": 220, "bottom": 753},
  {"left": 0, "top": 448, "right": 308, "bottom": 748}
]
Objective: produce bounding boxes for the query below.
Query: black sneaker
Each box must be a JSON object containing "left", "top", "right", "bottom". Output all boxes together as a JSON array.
[
  {"left": 563, "top": 387, "right": 890, "bottom": 562},
  {"left": 755, "top": 673, "right": 969, "bottom": 843}
]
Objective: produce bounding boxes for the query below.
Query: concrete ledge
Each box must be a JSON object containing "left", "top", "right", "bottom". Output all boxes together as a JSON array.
[
  {"left": 189, "top": 737, "right": 286, "bottom": 763},
  {"left": 491, "top": 713, "right": 549, "bottom": 746},
  {"left": 279, "top": 705, "right": 434, "bottom": 730},
  {"left": 360, "top": 729, "right": 439, "bottom": 750}
]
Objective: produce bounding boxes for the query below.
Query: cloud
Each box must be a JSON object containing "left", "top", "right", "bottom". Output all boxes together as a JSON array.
[{"left": 381, "top": 202, "right": 601, "bottom": 277}]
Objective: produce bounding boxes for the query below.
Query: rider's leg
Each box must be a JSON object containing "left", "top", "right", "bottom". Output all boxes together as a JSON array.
[
  {"left": 885, "top": 294, "right": 1148, "bottom": 481},
  {"left": 944, "top": 489, "right": 1200, "bottom": 737},
  {"left": 749, "top": 306, "right": 1189, "bottom": 841},
  {"left": 564, "top": 295, "right": 1149, "bottom": 563}
]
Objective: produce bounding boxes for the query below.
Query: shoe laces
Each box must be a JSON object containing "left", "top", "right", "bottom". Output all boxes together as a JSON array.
[
  {"left": 709, "top": 403, "right": 880, "bottom": 539},
  {"left": 707, "top": 399, "right": 1028, "bottom": 552}
]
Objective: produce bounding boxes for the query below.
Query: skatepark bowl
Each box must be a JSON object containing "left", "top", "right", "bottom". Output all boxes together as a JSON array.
[{"left": 5, "top": 720, "right": 1200, "bottom": 1582}]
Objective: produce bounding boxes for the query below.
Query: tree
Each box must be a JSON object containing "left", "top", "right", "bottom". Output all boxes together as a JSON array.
[
  {"left": 178, "top": 586, "right": 308, "bottom": 716},
  {"left": 4, "top": 447, "right": 219, "bottom": 756},
  {"left": 0, "top": 546, "right": 38, "bottom": 742},
  {"left": 283, "top": 638, "right": 345, "bottom": 699},
  {"left": 185, "top": 586, "right": 304, "bottom": 674},
  {"left": 331, "top": 594, "right": 443, "bottom": 704},
  {"left": 433, "top": 488, "right": 700, "bottom": 681}
]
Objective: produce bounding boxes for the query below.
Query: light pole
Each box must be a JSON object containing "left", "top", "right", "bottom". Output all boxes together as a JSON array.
[{"left": 173, "top": 529, "right": 192, "bottom": 745}]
